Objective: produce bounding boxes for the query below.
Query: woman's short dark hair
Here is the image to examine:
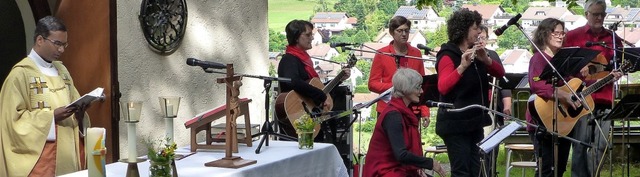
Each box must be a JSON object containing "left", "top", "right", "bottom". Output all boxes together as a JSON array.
[
  {"left": 388, "top": 16, "right": 411, "bottom": 34},
  {"left": 447, "top": 8, "right": 482, "bottom": 45},
  {"left": 479, "top": 25, "right": 489, "bottom": 37},
  {"left": 532, "top": 18, "right": 564, "bottom": 52},
  {"left": 34, "top": 16, "right": 67, "bottom": 42},
  {"left": 285, "top": 20, "right": 313, "bottom": 46}
]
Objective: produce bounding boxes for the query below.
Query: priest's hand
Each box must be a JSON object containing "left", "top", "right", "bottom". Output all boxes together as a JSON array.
[{"left": 54, "top": 106, "right": 77, "bottom": 122}]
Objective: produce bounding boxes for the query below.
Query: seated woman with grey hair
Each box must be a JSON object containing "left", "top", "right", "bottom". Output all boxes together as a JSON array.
[{"left": 363, "top": 68, "right": 446, "bottom": 177}]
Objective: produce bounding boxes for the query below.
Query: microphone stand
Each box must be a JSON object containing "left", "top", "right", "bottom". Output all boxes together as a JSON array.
[
  {"left": 202, "top": 68, "right": 298, "bottom": 153},
  {"left": 513, "top": 23, "right": 592, "bottom": 177},
  {"left": 609, "top": 25, "right": 620, "bottom": 99},
  {"left": 344, "top": 46, "right": 436, "bottom": 68},
  {"left": 311, "top": 56, "right": 343, "bottom": 65},
  {"left": 448, "top": 104, "right": 591, "bottom": 148}
]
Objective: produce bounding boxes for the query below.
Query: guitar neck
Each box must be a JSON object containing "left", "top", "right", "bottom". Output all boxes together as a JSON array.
[
  {"left": 582, "top": 62, "right": 629, "bottom": 96},
  {"left": 582, "top": 74, "right": 615, "bottom": 96},
  {"left": 322, "top": 69, "right": 347, "bottom": 93}
]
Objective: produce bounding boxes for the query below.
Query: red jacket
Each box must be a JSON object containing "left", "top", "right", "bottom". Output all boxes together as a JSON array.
[
  {"left": 368, "top": 42, "right": 425, "bottom": 113},
  {"left": 363, "top": 98, "right": 423, "bottom": 177}
]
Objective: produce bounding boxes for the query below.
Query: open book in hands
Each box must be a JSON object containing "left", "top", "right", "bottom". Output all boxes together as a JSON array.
[{"left": 66, "top": 87, "right": 104, "bottom": 108}]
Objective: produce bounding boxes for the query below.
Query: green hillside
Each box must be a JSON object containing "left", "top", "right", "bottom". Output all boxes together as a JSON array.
[{"left": 268, "top": 0, "right": 317, "bottom": 32}]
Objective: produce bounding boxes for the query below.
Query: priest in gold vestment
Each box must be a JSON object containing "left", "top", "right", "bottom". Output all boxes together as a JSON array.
[{"left": 0, "top": 16, "right": 90, "bottom": 177}]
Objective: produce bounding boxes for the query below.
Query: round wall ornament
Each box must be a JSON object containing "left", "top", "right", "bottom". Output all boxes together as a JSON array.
[{"left": 139, "top": 0, "right": 188, "bottom": 54}]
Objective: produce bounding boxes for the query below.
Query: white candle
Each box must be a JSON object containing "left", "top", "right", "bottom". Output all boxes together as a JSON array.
[
  {"left": 128, "top": 107, "right": 138, "bottom": 122},
  {"left": 127, "top": 123, "right": 137, "bottom": 162},
  {"left": 166, "top": 104, "right": 174, "bottom": 117},
  {"left": 87, "top": 127, "right": 106, "bottom": 177},
  {"left": 165, "top": 118, "right": 174, "bottom": 143}
]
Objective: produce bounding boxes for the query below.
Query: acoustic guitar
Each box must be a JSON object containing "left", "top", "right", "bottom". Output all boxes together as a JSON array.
[
  {"left": 530, "top": 61, "right": 631, "bottom": 136},
  {"left": 275, "top": 54, "right": 357, "bottom": 138}
]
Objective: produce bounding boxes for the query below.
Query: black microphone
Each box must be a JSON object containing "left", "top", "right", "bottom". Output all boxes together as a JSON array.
[
  {"left": 330, "top": 42, "right": 356, "bottom": 48},
  {"left": 585, "top": 41, "right": 606, "bottom": 47},
  {"left": 425, "top": 100, "right": 455, "bottom": 109},
  {"left": 186, "top": 58, "right": 226, "bottom": 69},
  {"left": 494, "top": 13, "right": 522, "bottom": 36},
  {"left": 609, "top": 20, "right": 622, "bottom": 30},
  {"left": 417, "top": 44, "right": 432, "bottom": 53}
]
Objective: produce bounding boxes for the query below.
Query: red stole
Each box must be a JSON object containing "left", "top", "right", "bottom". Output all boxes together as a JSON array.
[{"left": 286, "top": 45, "right": 318, "bottom": 78}]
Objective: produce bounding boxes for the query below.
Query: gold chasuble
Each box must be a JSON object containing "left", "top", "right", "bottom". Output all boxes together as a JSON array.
[{"left": 0, "top": 58, "right": 90, "bottom": 176}]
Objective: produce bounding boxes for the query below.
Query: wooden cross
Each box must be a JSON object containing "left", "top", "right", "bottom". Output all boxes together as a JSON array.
[
  {"left": 204, "top": 63, "right": 256, "bottom": 168},
  {"left": 29, "top": 77, "right": 48, "bottom": 94}
]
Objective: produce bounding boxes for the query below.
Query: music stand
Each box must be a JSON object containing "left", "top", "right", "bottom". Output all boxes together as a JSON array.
[
  {"left": 539, "top": 47, "right": 600, "bottom": 82},
  {"left": 616, "top": 47, "right": 640, "bottom": 73},
  {"left": 500, "top": 73, "right": 527, "bottom": 90},
  {"left": 602, "top": 94, "right": 640, "bottom": 177},
  {"left": 420, "top": 74, "right": 439, "bottom": 104}
]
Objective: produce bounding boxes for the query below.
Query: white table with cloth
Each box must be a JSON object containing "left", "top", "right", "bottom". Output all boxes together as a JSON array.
[{"left": 61, "top": 141, "right": 349, "bottom": 177}]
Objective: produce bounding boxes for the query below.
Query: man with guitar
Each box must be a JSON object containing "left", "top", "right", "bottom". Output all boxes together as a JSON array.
[
  {"left": 276, "top": 20, "right": 350, "bottom": 140},
  {"left": 563, "top": 0, "right": 625, "bottom": 176}
]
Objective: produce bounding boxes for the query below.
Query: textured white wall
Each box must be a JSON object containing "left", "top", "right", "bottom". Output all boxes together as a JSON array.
[{"left": 117, "top": 0, "right": 268, "bottom": 159}]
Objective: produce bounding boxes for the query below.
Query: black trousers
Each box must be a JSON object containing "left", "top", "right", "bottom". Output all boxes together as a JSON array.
[
  {"left": 529, "top": 130, "right": 572, "bottom": 177},
  {"left": 441, "top": 129, "right": 483, "bottom": 177}
]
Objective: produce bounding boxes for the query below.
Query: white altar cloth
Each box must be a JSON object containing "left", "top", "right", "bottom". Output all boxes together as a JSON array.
[{"left": 61, "top": 141, "right": 348, "bottom": 177}]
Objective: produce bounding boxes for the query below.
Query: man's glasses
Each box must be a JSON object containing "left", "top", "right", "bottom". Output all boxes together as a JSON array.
[
  {"left": 588, "top": 12, "right": 607, "bottom": 18},
  {"left": 42, "top": 36, "right": 69, "bottom": 49},
  {"left": 551, "top": 31, "right": 566, "bottom": 37}
]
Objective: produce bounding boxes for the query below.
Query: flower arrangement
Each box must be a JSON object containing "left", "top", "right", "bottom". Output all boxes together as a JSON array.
[
  {"left": 294, "top": 114, "right": 315, "bottom": 149},
  {"left": 294, "top": 114, "right": 315, "bottom": 132},
  {"left": 147, "top": 138, "right": 177, "bottom": 177}
]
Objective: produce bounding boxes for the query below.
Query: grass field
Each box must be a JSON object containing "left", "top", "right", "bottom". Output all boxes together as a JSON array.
[{"left": 268, "top": 0, "right": 317, "bottom": 32}]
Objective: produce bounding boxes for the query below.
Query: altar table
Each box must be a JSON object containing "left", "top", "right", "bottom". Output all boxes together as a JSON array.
[{"left": 61, "top": 141, "right": 348, "bottom": 177}]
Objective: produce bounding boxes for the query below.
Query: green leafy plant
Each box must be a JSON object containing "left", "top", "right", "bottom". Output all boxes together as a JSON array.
[{"left": 147, "top": 138, "right": 177, "bottom": 177}]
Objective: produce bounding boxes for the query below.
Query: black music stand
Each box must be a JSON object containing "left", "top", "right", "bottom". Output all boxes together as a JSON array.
[
  {"left": 420, "top": 74, "right": 439, "bottom": 104},
  {"left": 539, "top": 47, "right": 600, "bottom": 82},
  {"left": 602, "top": 94, "right": 640, "bottom": 177},
  {"left": 501, "top": 73, "right": 527, "bottom": 90},
  {"left": 616, "top": 47, "right": 640, "bottom": 73}
]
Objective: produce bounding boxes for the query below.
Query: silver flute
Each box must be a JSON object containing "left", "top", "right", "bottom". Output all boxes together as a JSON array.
[{"left": 469, "top": 36, "right": 481, "bottom": 62}]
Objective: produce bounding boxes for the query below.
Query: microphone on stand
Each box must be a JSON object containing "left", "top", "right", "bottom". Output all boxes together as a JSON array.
[
  {"left": 330, "top": 42, "right": 356, "bottom": 48},
  {"left": 585, "top": 41, "right": 607, "bottom": 47},
  {"left": 494, "top": 14, "right": 522, "bottom": 36},
  {"left": 426, "top": 100, "right": 455, "bottom": 109},
  {"left": 186, "top": 58, "right": 227, "bottom": 69},
  {"left": 417, "top": 44, "right": 436, "bottom": 55}
]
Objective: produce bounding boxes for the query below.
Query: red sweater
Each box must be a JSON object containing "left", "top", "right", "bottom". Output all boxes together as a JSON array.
[
  {"left": 368, "top": 42, "right": 425, "bottom": 113},
  {"left": 563, "top": 25, "right": 622, "bottom": 105}
]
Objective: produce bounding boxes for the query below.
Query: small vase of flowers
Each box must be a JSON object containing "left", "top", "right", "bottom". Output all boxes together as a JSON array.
[
  {"left": 147, "top": 138, "right": 177, "bottom": 177},
  {"left": 294, "top": 114, "right": 315, "bottom": 149}
]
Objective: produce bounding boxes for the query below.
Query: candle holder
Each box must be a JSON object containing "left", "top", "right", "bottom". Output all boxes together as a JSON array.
[
  {"left": 119, "top": 101, "right": 145, "bottom": 177},
  {"left": 159, "top": 96, "right": 181, "bottom": 177}
]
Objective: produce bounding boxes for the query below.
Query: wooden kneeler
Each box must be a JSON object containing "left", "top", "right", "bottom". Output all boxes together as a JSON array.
[
  {"left": 184, "top": 98, "right": 253, "bottom": 153},
  {"left": 203, "top": 64, "right": 256, "bottom": 168}
]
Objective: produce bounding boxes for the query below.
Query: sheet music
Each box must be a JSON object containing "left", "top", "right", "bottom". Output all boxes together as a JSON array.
[
  {"left": 478, "top": 122, "right": 522, "bottom": 153},
  {"left": 381, "top": 87, "right": 393, "bottom": 103}
]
